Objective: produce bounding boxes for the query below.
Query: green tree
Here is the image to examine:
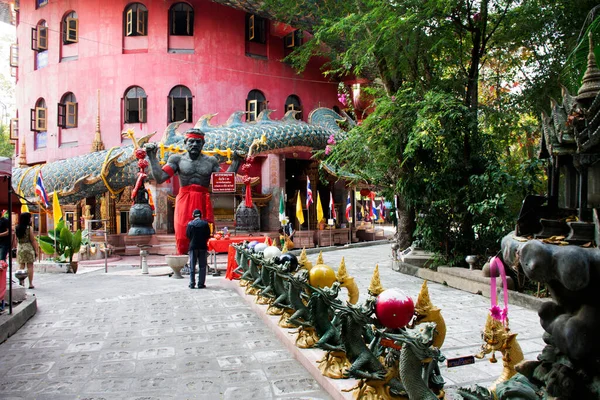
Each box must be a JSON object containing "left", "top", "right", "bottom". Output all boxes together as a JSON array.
[
  {"left": 0, "top": 124, "right": 14, "bottom": 158},
  {"left": 264, "top": 0, "right": 595, "bottom": 264}
]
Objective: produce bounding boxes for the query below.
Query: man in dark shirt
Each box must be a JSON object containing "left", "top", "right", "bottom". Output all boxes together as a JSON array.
[
  {"left": 185, "top": 209, "right": 211, "bottom": 289},
  {"left": 0, "top": 211, "right": 10, "bottom": 261}
]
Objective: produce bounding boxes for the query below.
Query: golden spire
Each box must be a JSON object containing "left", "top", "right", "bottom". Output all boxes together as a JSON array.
[
  {"left": 415, "top": 280, "right": 433, "bottom": 315},
  {"left": 316, "top": 251, "right": 324, "bottom": 265},
  {"left": 577, "top": 33, "right": 600, "bottom": 104},
  {"left": 299, "top": 248, "right": 313, "bottom": 270},
  {"left": 91, "top": 89, "right": 105, "bottom": 152},
  {"left": 368, "top": 264, "right": 385, "bottom": 296},
  {"left": 336, "top": 257, "right": 348, "bottom": 280},
  {"left": 18, "top": 141, "right": 27, "bottom": 166}
]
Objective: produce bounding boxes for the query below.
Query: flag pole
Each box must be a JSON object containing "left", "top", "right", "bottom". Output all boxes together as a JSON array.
[{"left": 37, "top": 201, "right": 41, "bottom": 262}]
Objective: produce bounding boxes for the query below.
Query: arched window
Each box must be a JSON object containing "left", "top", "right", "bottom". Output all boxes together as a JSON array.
[
  {"left": 170, "top": 3, "right": 194, "bottom": 36},
  {"left": 169, "top": 85, "right": 192, "bottom": 122},
  {"left": 31, "top": 98, "right": 47, "bottom": 149},
  {"left": 62, "top": 11, "right": 79, "bottom": 44},
  {"left": 285, "top": 95, "right": 302, "bottom": 120},
  {"left": 124, "top": 86, "right": 147, "bottom": 123},
  {"left": 58, "top": 93, "right": 78, "bottom": 128},
  {"left": 246, "top": 90, "right": 267, "bottom": 122},
  {"left": 124, "top": 3, "right": 148, "bottom": 37},
  {"left": 32, "top": 20, "right": 48, "bottom": 70}
]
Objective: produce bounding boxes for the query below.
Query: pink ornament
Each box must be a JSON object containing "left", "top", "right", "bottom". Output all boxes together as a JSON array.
[
  {"left": 325, "top": 145, "right": 332, "bottom": 155},
  {"left": 375, "top": 289, "right": 415, "bottom": 329}
]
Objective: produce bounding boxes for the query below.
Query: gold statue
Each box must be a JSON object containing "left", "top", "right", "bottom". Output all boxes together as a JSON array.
[
  {"left": 413, "top": 281, "right": 446, "bottom": 349},
  {"left": 475, "top": 314, "right": 524, "bottom": 392},
  {"left": 298, "top": 248, "right": 313, "bottom": 271},
  {"left": 368, "top": 264, "right": 385, "bottom": 296},
  {"left": 336, "top": 257, "right": 360, "bottom": 304}
]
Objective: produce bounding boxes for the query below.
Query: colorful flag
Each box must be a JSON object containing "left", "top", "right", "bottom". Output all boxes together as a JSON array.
[
  {"left": 306, "top": 176, "right": 313, "bottom": 208},
  {"left": 380, "top": 201, "right": 386, "bottom": 219},
  {"left": 371, "top": 199, "right": 377, "bottom": 220},
  {"left": 278, "top": 189, "right": 286, "bottom": 223},
  {"left": 52, "top": 191, "right": 62, "bottom": 227},
  {"left": 316, "top": 192, "right": 324, "bottom": 223},
  {"left": 296, "top": 191, "right": 304, "bottom": 225},
  {"left": 19, "top": 189, "right": 29, "bottom": 213},
  {"left": 35, "top": 171, "right": 49, "bottom": 207},
  {"left": 345, "top": 193, "right": 352, "bottom": 221},
  {"left": 329, "top": 192, "right": 336, "bottom": 220}
]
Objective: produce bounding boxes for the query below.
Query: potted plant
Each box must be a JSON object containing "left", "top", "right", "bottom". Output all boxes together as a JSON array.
[{"left": 37, "top": 220, "right": 83, "bottom": 273}]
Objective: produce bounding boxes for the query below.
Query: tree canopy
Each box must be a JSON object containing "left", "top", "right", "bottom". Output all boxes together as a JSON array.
[{"left": 263, "top": 0, "right": 599, "bottom": 264}]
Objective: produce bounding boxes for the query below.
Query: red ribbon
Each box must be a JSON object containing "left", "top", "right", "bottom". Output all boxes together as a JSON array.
[
  {"left": 243, "top": 176, "right": 253, "bottom": 207},
  {"left": 489, "top": 256, "right": 509, "bottom": 324}
]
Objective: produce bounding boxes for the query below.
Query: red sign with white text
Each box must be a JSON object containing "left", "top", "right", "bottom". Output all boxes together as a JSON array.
[{"left": 211, "top": 172, "right": 236, "bottom": 193}]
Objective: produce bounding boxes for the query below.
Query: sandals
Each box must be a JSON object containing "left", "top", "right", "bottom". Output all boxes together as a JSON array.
[{"left": 28, "top": 285, "right": 35, "bottom": 289}]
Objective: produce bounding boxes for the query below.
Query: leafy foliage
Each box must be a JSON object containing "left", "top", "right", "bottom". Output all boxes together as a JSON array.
[
  {"left": 262, "top": 0, "right": 592, "bottom": 265},
  {"left": 37, "top": 220, "right": 83, "bottom": 264},
  {"left": 0, "top": 124, "right": 14, "bottom": 158}
]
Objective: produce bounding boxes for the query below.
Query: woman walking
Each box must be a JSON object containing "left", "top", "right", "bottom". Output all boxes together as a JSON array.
[{"left": 15, "top": 212, "right": 37, "bottom": 289}]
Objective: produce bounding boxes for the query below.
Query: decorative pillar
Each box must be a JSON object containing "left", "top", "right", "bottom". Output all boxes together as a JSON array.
[
  {"left": 18, "top": 141, "right": 27, "bottom": 167},
  {"left": 260, "top": 154, "right": 285, "bottom": 231},
  {"left": 104, "top": 192, "right": 116, "bottom": 235}
]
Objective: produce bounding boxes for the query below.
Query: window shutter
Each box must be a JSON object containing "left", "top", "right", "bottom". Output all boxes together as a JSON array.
[
  {"left": 66, "top": 102, "right": 77, "bottom": 127},
  {"left": 185, "top": 96, "right": 191, "bottom": 122},
  {"left": 284, "top": 32, "right": 295, "bottom": 48},
  {"left": 10, "top": 44, "right": 18, "bottom": 67},
  {"left": 30, "top": 108, "right": 37, "bottom": 131},
  {"left": 66, "top": 18, "right": 78, "bottom": 43},
  {"left": 31, "top": 27, "right": 38, "bottom": 51},
  {"left": 187, "top": 10, "right": 193, "bottom": 35},
  {"left": 57, "top": 103, "right": 66, "bottom": 128},
  {"left": 36, "top": 107, "right": 47, "bottom": 131},
  {"left": 170, "top": 96, "right": 174, "bottom": 122},
  {"left": 247, "top": 100, "right": 257, "bottom": 121},
  {"left": 124, "top": 98, "right": 131, "bottom": 123},
  {"left": 137, "top": 9, "right": 147, "bottom": 35},
  {"left": 139, "top": 97, "right": 147, "bottom": 123},
  {"left": 38, "top": 26, "right": 48, "bottom": 50},
  {"left": 248, "top": 15, "right": 255, "bottom": 41},
  {"left": 126, "top": 9, "right": 133, "bottom": 36},
  {"left": 10, "top": 118, "right": 18, "bottom": 141}
]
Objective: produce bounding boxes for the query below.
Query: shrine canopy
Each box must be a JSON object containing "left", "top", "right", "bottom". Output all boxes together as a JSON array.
[{"left": 0, "top": 157, "right": 21, "bottom": 211}]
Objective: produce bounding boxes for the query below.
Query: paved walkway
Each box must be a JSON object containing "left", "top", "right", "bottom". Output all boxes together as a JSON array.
[{"left": 0, "top": 243, "right": 545, "bottom": 399}]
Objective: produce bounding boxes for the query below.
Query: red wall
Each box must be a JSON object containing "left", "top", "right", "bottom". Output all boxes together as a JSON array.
[{"left": 15, "top": 0, "right": 339, "bottom": 164}]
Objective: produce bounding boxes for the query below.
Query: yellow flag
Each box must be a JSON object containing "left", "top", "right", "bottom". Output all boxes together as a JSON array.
[
  {"left": 19, "top": 189, "right": 29, "bottom": 213},
  {"left": 296, "top": 191, "right": 304, "bottom": 225},
  {"left": 316, "top": 192, "right": 324, "bottom": 223},
  {"left": 53, "top": 191, "right": 62, "bottom": 227}
]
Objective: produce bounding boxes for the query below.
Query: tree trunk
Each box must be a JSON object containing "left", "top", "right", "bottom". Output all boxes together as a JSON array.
[{"left": 395, "top": 197, "right": 415, "bottom": 250}]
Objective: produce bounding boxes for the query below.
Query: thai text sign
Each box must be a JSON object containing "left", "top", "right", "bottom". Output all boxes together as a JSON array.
[
  {"left": 212, "top": 172, "right": 236, "bottom": 193},
  {"left": 446, "top": 355, "right": 475, "bottom": 368}
]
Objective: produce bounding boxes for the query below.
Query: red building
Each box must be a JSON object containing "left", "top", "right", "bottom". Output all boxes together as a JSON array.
[
  {"left": 6, "top": 0, "right": 360, "bottom": 245},
  {"left": 9, "top": 0, "right": 338, "bottom": 165}
]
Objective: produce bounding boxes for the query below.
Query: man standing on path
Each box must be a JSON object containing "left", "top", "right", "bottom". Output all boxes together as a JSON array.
[{"left": 186, "top": 209, "right": 211, "bottom": 289}]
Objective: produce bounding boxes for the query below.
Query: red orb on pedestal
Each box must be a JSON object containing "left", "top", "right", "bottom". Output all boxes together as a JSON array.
[{"left": 375, "top": 289, "right": 415, "bottom": 329}]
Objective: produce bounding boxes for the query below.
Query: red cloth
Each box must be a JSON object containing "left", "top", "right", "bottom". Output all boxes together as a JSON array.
[
  {"left": 175, "top": 184, "right": 214, "bottom": 255},
  {"left": 0, "top": 263, "right": 6, "bottom": 302},
  {"left": 225, "top": 246, "right": 240, "bottom": 280},
  {"left": 208, "top": 235, "right": 266, "bottom": 253}
]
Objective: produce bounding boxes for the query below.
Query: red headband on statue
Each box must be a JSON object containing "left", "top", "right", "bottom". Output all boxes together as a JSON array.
[{"left": 185, "top": 132, "right": 205, "bottom": 139}]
